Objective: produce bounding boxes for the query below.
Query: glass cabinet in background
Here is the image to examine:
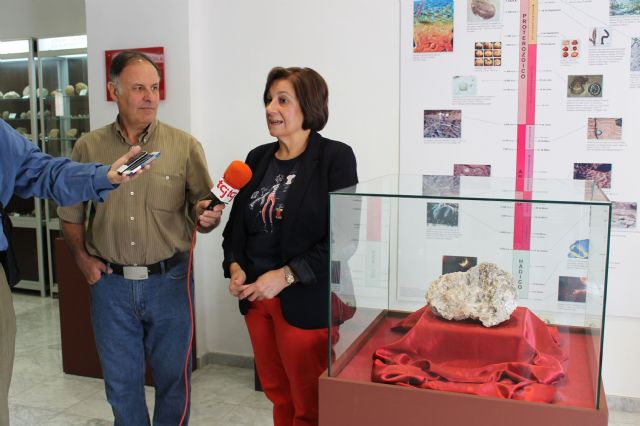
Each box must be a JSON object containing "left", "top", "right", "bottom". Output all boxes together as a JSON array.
[
  {"left": 0, "top": 38, "right": 46, "bottom": 294},
  {"left": 37, "top": 35, "right": 90, "bottom": 295},
  {"left": 0, "top": 35, "right": 89, "bottom": 296}
]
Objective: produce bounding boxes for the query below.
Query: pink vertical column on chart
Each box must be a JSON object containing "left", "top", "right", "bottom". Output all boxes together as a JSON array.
[{"left": 513, "top": 0, "right": 538, "bottom": 295}]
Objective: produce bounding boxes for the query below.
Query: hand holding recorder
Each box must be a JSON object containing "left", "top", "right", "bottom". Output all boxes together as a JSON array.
[{"left": 107, "top": 146, "right": 158, "bottom": 184}]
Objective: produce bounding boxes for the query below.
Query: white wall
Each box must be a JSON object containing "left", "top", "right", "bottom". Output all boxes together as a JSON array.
[
  {"left": 85, "top": 0, "right": 192, "bottom": 131},
  {"left": 603, "top": 317, "right": 640, "bottom": 398},
  {"left": 0, "top": 0, "right": 85, "bottom": 40},
  {"left": 188, "top": 0, "right": 400, "bottom": 357}
]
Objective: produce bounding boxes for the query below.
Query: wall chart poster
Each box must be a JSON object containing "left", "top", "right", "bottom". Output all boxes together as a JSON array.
[{"left": 400, "top": 0, "right": 640, "bottom": 319}]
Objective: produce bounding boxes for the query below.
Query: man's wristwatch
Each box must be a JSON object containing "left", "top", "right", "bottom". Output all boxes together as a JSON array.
[{"left": 283, "top": 265, "right": 296, "bottom": 286}]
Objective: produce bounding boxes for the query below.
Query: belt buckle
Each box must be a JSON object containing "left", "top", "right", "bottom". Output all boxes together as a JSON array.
[{"left": 123, "top": 266, "right": 149, "bottom": 280}]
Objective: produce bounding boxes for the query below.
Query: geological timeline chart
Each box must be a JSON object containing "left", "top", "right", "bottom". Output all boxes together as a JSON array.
[{"left": 398, "top": 0, "right": 640, "bottom": 319}]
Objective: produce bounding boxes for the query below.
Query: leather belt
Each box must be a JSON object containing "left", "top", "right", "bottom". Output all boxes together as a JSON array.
[{"left": 100, "top": 252, "right": 188, "bottom": 279}]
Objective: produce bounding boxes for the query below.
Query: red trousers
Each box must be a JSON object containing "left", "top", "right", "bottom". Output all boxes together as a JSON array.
[{"left": 245, "top": 298, "right": 333, "bottom": 426}]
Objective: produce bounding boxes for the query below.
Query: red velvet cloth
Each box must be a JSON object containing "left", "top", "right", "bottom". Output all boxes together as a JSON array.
[{"left": 372, "top": 306, "right": 567, "bottom": 403}]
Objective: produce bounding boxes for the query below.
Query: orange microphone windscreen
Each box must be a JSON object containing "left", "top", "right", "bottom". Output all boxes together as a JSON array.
[{"left": 223, "top": 160, "right": 253, "bottom": 190}]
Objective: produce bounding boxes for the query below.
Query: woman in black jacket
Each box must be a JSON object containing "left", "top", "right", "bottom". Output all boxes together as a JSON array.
[{"left": 222, "top": 67, "right": 357, "bottom": 426}]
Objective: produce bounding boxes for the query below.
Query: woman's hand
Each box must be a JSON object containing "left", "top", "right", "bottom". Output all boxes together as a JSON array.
[
  {"left": 228, "top": 262, "right": 247, "bottom": 298},
  {"left": 240, "top": 268, "right": 289, "bottom": 302}
]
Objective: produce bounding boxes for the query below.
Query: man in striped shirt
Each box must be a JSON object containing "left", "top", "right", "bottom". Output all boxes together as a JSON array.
[{"left": 58, "top": 51, "right": 223, "bottom": 425}]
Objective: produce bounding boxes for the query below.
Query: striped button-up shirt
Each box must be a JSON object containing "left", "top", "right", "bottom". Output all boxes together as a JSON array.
[{"left": 57, "top": 118, "right": 213, "bottom": 265}]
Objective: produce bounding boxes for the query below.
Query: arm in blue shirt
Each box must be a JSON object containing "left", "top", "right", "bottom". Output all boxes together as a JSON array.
[{"left": 0, "top": 119, "right": 115, "bottom": 250}]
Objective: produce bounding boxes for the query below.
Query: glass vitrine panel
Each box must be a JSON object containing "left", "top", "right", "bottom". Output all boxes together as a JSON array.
[{"left": 328, "top": 175, "right": 611, "bottom": 410}]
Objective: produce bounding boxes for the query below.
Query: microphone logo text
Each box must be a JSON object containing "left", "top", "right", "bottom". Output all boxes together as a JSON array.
[{"left": 217, "top": 178, "right": 239, "bottom": 202}]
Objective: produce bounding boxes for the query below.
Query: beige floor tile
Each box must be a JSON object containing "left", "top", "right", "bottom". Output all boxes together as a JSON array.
[
  {"left": 610, "top": 410, "right": 640, "bottom": 425},
  {"left": 63, "top": 390, "right": 113, "bottom": 421},
  {"left": 9, "top": 376, "right": 103, "bottom": 410}
]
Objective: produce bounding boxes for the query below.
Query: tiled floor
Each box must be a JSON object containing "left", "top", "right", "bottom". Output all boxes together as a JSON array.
[
  {"left": 8, "top": 292, "right": 272, "bottom": 426},
  {"left": 7, "top": 292, "right": 640, "bottom": 425}
]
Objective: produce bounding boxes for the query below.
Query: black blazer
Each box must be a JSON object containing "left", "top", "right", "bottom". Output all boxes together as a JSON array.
[{"left": 222, "top": 131, "right": 358, "bottom": 329}]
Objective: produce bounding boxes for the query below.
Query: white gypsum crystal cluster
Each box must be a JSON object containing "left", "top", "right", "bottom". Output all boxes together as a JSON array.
[{"left": 426, "top": 262, "right": 518, "bottom": 327}]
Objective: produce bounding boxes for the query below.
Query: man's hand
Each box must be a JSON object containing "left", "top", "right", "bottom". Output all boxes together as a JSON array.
[
  {"left": 196, "top": 200, "right": 225, "bottom": 232},
  {"left": 107, "top": 145, "right": 153, "bottom": 184},
  {"left": 76, "top": 253, "right": 112, "bottom": 285}
]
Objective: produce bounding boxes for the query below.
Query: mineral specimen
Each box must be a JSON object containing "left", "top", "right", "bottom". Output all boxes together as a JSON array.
[
  {"left": 75, "top": 82, "right": 88, "bottom": 95},
  {"left": 3, "top": 91, "right": 20, "bottom": 99},
  {"left": 426, "top": 262, "right": 517, "bottom": 327}
]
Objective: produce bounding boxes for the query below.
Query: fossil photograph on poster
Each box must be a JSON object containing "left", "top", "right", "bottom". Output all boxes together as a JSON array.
[
  {"left": 467, "top": 0, "right": 501, "bottom": 23},
  {"left": 568, "top": 239, "right": 589, "bottom": 259},
  {"left": 573, "top": 163, "right": 612, "bottom": 188},
  {"left": 567, "top": 75, "right": 603, "bottom": 97},
  {"left": 612, "top": 202, "right": 637, "bottom": 229},
  {"left": 473, "top": 41, "right": 502, "bottom": 66},
  {"left": 632, "top": 37, "right": 640, "bottom": 71},
  {"left": 423, "top": 109, "right": 461, "bottom": 138},
  {"left": 452, "top": 75, "right": 477, "bottom": 96},
  {"left": 427, "top": 202, "right": 459, "bottom": 226},
  {"left": 558, "top": 276, "right": 587, "bottom": 303},
  {"left": 442, "top": 255, "right": 477, "bottom": 274},
  {"left": 587, "top": 118, "right": 622, "bottom": 140},
  {"left": 610, "top": 0, "right": 640, "bottom": 16},
  {"left": 422, "top": 175, "right": 460, "bottom": 196},
  {"left": 588, "top": 27, "right": 612, "bottom": 47},
  {"left": 453, "top": 164, "right": 491, "bottom": 176}
]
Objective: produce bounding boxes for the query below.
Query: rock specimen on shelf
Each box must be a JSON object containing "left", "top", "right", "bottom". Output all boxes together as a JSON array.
[
  {"left": 3, "top": 91, "right": 20, "bottom": 99},
  {"left": 75, "top": 82, "right": 88, "bottom": 95},
  {"left": 426, "top": 262, "right": 517, "bottom": 327}
]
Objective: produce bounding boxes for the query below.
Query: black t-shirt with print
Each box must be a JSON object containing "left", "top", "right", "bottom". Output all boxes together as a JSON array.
[{"left": 244, "top": 155, "right": 300, "bottom": 278}]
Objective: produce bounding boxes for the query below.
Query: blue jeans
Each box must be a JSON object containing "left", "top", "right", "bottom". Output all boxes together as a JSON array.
[{"left": 90, "top": 257, "right": 193, "bottom": 426}]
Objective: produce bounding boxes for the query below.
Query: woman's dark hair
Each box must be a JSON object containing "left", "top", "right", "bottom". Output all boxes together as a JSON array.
[
  {"left": 263, "top": 67, "right": 329, "bottom": 131},
  {"left": 109, "top": 51, "right": 161, "bottom": 83}
]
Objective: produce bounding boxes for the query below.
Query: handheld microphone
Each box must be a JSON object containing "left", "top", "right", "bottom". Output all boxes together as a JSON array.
[{"left": 206, "top": 160, "right": 253, "bottom": 210}]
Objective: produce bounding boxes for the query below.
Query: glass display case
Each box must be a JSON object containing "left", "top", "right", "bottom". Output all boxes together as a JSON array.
[
  {"left": 0, "top": 38, "right": 47, "bottom": 294},
  {"left": 37, "top": 35, "right": 90, "bottom": 294},
  {"left": 321, "top": 175, "right": 610, "bottom": 426}
]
